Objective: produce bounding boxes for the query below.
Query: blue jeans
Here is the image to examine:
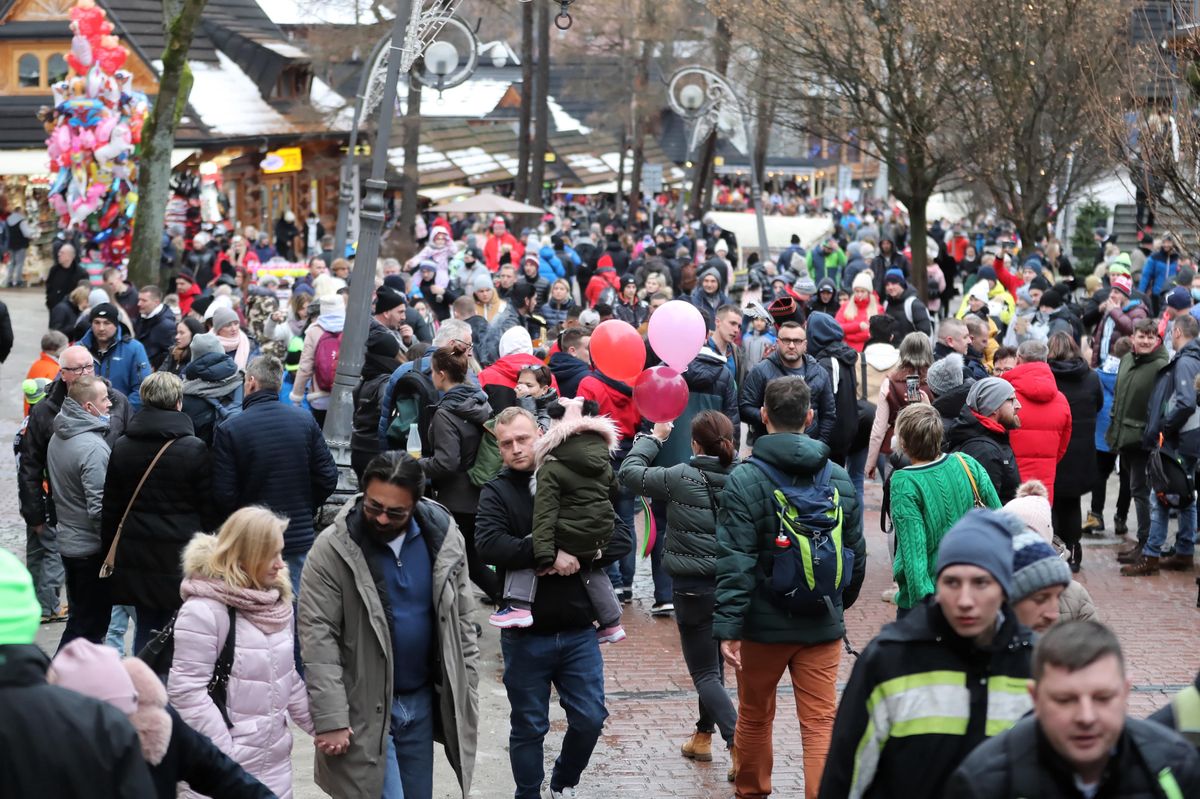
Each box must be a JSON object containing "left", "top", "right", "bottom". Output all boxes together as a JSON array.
[
  {"left": 286, "top": 551, "right": 307, "bottom": 675},
  {"left": 132, "top": 605, "right": 174, "bottom": 657},
  {"left": 607, "top": 487, "right": 636, "bottom": 589},
  {"left": 106, "top": 605, "right": 136, "bottom": 655},
  {"left": 847, "top": 447, "right": 868, "bottom": 504},
  {"left": 501, "top": 628, "right": 608, "bottom": 798},
  {"left": 1145, "top": 498, "right": 1197, "bottom": 557},
  {"left": 381, "top": 686, "right": 435, "bottom": 799}
]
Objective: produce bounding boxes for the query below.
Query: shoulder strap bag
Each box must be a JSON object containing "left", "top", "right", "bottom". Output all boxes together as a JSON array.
[
  {"left": 99, "top": 439, "right": 176, "bottom": 578},
  {"left": 954, "top": 453, "right": 986, "bottom": 509}
]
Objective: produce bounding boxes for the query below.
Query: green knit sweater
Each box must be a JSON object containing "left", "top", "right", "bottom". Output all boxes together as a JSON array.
[{"left": 889, "top": 453, "right": 1001, "bottom": 609}]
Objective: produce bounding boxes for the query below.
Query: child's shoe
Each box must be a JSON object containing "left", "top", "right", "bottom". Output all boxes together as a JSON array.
[
  {"left": 596, "top": 624, "right": 626, "bottom": 643},
  {"left": 489, "top": 606, "right": 534, "bottom": 628}
]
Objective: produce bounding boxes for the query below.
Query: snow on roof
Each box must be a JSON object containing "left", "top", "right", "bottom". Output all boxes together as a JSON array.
[
  {"left": 263, "top": 41, "right": 309, "bottom": 59},
  {"left": 255, "top": 0, "right": 392, "bottom": 25},
  {"left": 310, "top": 76, "right": 354, "bottom": 129},
  {"left": 548, "top": 97, "right": 589, "bottom": 135},
  {"left": 397, "top": 79, "right": 511, "bottom": 118},
  {"left": 186, "top": 52, "right": 295, "bottom": 136},
  {"left": 566, "top": 153, "right": 609, "bottom": 174}
]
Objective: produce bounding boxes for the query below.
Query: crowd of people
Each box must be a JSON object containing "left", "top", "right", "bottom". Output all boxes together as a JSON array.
[{"left": 1, "top": 200, "right": 1199, "bottom": 799}]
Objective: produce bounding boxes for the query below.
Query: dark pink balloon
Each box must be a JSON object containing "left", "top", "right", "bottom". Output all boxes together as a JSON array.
[{"left": 633, "top": 366, "right": 690, "bottom": 423}]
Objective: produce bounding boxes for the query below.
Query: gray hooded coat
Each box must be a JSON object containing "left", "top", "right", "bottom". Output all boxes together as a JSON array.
[{"left": 46, "top": 397, "right": 110, "bottom": 558}]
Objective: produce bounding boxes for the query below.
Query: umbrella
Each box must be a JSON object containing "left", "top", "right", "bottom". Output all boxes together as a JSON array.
[{"left": 427, "top": 194, "right": 546, "bottom": 215}]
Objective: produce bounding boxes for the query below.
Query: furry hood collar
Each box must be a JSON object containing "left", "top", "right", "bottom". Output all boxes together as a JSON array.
[{"left": 533, "top": 413, "right": 618, "bottom": 469}]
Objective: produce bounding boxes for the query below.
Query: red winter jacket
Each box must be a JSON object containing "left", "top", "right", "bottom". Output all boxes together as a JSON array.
[
  {"left": 585, "top": 256, "right": 621, "bottom": 308},
  {"left": 479, "top": 353, "right": 560, "bottom": 392},
  {"left": 1003, "top": 361, "right": 1072, "bottom": 503},
  {"left": 576, "top": 373, "right": 639, "bottom": 440}
]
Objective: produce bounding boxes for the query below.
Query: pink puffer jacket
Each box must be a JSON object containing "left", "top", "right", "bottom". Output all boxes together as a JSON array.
[{"left": 168, "top": 539, "right": 313, "bottom": 798}]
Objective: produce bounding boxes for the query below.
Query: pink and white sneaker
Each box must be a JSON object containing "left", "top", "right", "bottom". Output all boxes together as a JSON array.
[
  {"left": 489, "top": 606, "right": 534, "bottom": 629},
  {"left": 596, "top": 625, "right": 626, "bottom": 644}
]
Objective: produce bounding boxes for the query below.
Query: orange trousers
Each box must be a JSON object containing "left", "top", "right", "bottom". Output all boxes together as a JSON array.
[{"left": 733, "top": 638, "right": 841, "bottom": 799}]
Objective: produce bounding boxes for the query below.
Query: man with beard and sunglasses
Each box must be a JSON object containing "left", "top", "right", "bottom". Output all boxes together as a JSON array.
[{"left": 299, "top": 453, "right": 480, "bottom": 799}]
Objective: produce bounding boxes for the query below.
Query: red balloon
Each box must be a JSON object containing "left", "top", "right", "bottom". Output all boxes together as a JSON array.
[
  {"left": 634, "top": 366, "right": 690, "bottom": 423},
  {"left": 590, "top": 319, "right": 645, "bottom": 382}
]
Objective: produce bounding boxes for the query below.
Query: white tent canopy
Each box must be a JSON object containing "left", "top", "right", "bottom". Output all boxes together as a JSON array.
[
  {"left": 427, "top": 194, "right": 545, "bottom": 214},
  {"left": 705, "top": 211, "right": 833, "bottom": 257}
]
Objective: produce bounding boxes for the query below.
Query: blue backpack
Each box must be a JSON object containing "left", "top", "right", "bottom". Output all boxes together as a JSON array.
[{"left": 747, "top": 457, "right": 854, "bottom": 617}]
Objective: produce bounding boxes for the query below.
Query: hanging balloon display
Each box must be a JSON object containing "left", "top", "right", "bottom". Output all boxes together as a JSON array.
[{"left": 42, "top": 0, "right": 146, "bottom": 265}]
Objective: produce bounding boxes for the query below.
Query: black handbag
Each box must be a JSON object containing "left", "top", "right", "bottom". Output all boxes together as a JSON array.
[{"left": 137, "top": 605, "right": 238, "bottom": 728}]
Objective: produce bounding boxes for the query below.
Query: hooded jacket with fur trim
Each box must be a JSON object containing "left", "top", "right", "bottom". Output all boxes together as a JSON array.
[{"left": 531, "top": 414, "right": 620, "bottom": 567}]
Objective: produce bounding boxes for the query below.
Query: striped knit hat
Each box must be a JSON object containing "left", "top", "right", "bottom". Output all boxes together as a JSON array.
[{"left": 1010, "top": 529, "right": 1071, "bottom": 604}]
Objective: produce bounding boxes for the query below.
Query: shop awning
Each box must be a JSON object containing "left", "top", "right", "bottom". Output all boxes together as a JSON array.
[
  {"left": 418, "top": 184, "right": 474, "bottom": 202},
  {"left": 0, "top": 148, "right": 199, "bottom": 177}
]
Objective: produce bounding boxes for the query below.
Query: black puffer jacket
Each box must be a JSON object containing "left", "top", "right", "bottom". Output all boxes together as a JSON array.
[
  {"left": 932, "top": 381, "right": 974, "bottom": 433},
  {"left": 946, "top": 715, "right": 1200, "bottom": 799},
  {"left": 212, "top": 390, "right": 339, "bottom": 556},
  {"left": 18, "top": 377, "right": 132, "bottom": 527},
  {"left": 419, "top": 384, "right": 493, "bottom": 515},
  {"left": 180, "top": 353, "right": 243, "bottom": 447},
  {"left": 475, "top": 467, "right": 633, "bottom": 633},
  {"left": 352, "top": 320, "right": 403, "bottom": 455},
  {"left": 808, "top": 311, "right": 861, "bottom": 462},
  {"left": 135, "top": 306, "right": 178, "bottom": 370},
  {"left": 101, "top": 407, "right": 215, "bottom": 609},
  {"left": 1048, "top": 357, "right": 1103, "bottom": 497},
  {"left": 618, "top": 434, "right": 731, "bottom": 581},
  {"left": 44, "top": 261, "right": 89, "bottom": 312},
  {"left": 0, "top": 645, "right": 155, "bottom": 797},
  {"left": 945, "top": 404, "right": 1021, "bottom": 504},
  {"left": 1145, "top": 338, "right": 1200, "bottom": 458},
  {"left": 739, "top": 351, "right": 836, "bottom": 444}
]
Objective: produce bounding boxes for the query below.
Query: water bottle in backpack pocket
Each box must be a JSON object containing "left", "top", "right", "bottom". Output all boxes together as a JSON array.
[{"left": 748, "top": 457, "right": 855, "bottom": 617}]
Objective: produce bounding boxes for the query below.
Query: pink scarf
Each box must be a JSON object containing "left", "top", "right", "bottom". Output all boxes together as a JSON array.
[
  {"left": 217, "top": 329, "right": 251, "bottom": 370},
  {"left": 180, "top": 576, "right": 292, "bottom": 634}
]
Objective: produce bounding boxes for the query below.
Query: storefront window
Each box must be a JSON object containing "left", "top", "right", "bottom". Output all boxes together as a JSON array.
[
  {"left": 18, "top": 53, "right": 41, "bottom": 87},
  {"left": 47, "top": 53, "right": 68, "bottom": 84}
]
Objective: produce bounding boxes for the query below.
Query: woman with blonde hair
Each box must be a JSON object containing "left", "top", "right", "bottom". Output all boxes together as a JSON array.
[
  {"left": 834, "top": 270, "right": 881, "bottom": 351},
  {"left": 866, "top": 331, "right": 934, "bottom": 480},
  {"left": 169, "top": 507, "right": 313, "bottom": 798}
]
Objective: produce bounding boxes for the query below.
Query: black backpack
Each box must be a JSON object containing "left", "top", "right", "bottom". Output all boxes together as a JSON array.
[
  {"left": 384, "top": 364, "right": 438, "bottom": 453},
  {"left": 1149, "top": 444, "right": 1195, "bottom": 509}
]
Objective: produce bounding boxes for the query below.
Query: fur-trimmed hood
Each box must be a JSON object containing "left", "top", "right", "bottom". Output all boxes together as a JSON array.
[
  {"left": 123, "top": 656, "right": 173, "bottom": 765},
  {"left": 533, "top": 414, "right": 618, "bottom": 473},
  {"left": 181, "top": 532, "right": 293, "bottom": 605}
]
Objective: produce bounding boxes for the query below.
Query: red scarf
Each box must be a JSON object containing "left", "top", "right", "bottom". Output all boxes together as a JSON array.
[{"left": 971, "top": 409, "right": 1008, "bottom": 434}]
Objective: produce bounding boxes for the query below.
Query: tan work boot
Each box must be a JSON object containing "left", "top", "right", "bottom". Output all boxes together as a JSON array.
[
  {"left": 1120, "top": 555, "right": 1160, "bottom": 576},
  {"left": 1083, "top": 512, "right": 1104, "bottom": 533},
  {"left": 727, "top": 744, "right": 739, "bottom": 782},
  {"left": 680, "top": 731, "right": 713, "bottom": 762},
  {"left": 1160, "top": 553, "right": 1196, "bottom": 571}
]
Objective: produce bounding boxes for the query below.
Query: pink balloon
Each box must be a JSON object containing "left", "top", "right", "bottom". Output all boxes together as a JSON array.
[
  {"left": 648, "top": 300, "right": 707, "bottom": 371},
  {"left": 633, "top": 366, "right": 690, "bottom": 423},
  {"left": 590, "top": 319, "right": 645, "bottom": 383}
]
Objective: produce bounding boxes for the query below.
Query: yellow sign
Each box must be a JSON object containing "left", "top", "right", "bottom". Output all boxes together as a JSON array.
[{"left": 261, "top": 147, "right": 303, "bottom": 174}]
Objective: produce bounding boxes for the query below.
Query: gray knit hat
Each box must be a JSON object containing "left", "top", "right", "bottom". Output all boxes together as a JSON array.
[
  {"left": 966, "top": 377, "right": 1016, "bottom": 417},
  {"left": 472, "top": 272, "right": 494, "bottom": 293},
  {"left": 793, "top": 277, "right": 818, "bottom": 295},
  {"left": 936, "top": 509, "right": 1015, "bottom": 598},
  {"left": 1009, "top": 528, "right": 1071, "bottom": 603},
  {"left": 189, "top": 332, "right": 224, "bottom": 362},
  {"left": 927, "top": 354, "right": 964, "bottom": 397}
]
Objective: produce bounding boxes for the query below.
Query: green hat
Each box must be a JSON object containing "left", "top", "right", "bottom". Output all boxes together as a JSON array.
[
  {"left": 22, "top": 378, "right": 50, "bottom": 406},
  {"left": 1111, "top": 252, "right": 1132, "bottom": 271},
  {"left": 0, "top": 550, "right": 41, "bottom": 645}
]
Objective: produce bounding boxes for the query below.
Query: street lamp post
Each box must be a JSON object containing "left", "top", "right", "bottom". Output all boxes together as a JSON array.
[{"left": 667, "top": 66, "right": 771, "bottom": 262}]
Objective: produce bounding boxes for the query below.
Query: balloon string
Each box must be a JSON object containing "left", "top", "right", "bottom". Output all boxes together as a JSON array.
[{"left": 640, "top": 497, "right": 656, "bottom": 558}]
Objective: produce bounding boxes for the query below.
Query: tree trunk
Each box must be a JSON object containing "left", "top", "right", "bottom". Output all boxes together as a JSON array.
[
  {"left": 398, "top": 78, "right": 422, "bottom": 253},
  {"left": 754, "top": 94, "right": 774, "bottom": 189},
  {"left": 527, "top": 0, "right": 551, "bottom": 206},
  {"left": 907, "top": 193, "right": 930, "bottom": 302},
  {"left": 127, "top": 0, "right": 208, "bottom": 290},
  {"left": 627, "top": 6, "right": 652, "bottom": 228},
  {"left": 515, "top": 1, "right": 534, "bottom": 201},
  {"left": 615, "top": 137, "right": 627, "bottom": 218}
]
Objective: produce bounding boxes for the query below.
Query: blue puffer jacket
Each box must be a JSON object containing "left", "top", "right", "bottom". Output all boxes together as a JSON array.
[
  {"left": 1095, "top": 365, "right": 1118, "bottom": 453},
  {"left": 538, "top": 245, "right": 565, "bottom": 283},
  {"left": 1139, "top": 249, "right": 1179, "bottom": 297},
  {"left": 79, "top": 326, "right": 152, "bottom": 410},
  {"left": 1145, "top": 338, "right": 1200, "bottom": 458},
  {"left": 211, "top": 390, "right": 339, "bottom": 556}
]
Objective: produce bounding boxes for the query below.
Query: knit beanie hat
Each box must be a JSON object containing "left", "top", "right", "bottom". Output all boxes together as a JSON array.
[
  {"left": 472, "top": 272, "right": 495, "bottom": 293},
  {"left": 1038, "top": 289, "right": 1063, "bottom": 310},
  {"left": 927, "top": 353, "right": 964, "bottom": 396},
  {"left": 852, "top": 271, "right": 874, "bottom": 292},
  {"left": 49, "top": 639, "right": 139, "bottom": 716},
  {"left": 211, "top": 306, "right": 239, "bottom": 331},
  {"left": 1110, "top": 273, "right": 1133, "bottom": 296},
  {"left": 978, "top": 265, "right": 998, "bottom": 283},
  {"left": 935, "top": 509, "right": 1015, "bottom": 598},
  {"left": 1111, "top": 252, "right": 1133, "bottom": 271},
  {"left": 499, "top": 326, "right": 533, "bottom": 358},
  {"left": 966, "top": 377, "right": 1015, "bottom": 416},
  {"left": 22, "top": 377, "right": 50, "bottom": 406},
  {"left": 88, "top": 288, "right": 111, "bottom": 310},
  {"left": 1002, "top": 480, "right": 1054, "bottom": 543},
  {"left": 884, "top": 268, "right": 907, "bottom": 289},
  {"left": 968, "top": 280, "right": 990, "bottom": 302},
  {"left": 793, "top": 277, "right": 818, "bottom": 295},
  {"left": 1029, "top": 275, "right": 1051, "bottom": 292},
  {"left": 188, "top": 332, "right": 224, "bottom": 362},
  {"left": 0, "top": 549, "right": 40, "bottom": 645},
  {"left": 375, "top": 285, "right": 407, "bottom": 313},
  {"left": 1009, "top": 529, "right": 1071, "bottom": 603}
]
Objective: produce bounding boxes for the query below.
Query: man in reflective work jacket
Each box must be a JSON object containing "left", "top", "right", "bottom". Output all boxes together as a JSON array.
[{"left": 818, "top": 509, "right": 1035, "bottom": 799}]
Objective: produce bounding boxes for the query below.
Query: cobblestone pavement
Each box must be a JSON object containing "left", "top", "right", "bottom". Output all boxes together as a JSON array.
[{"left": 3, "top": 286, "right": 1197, "bottom": 798}]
